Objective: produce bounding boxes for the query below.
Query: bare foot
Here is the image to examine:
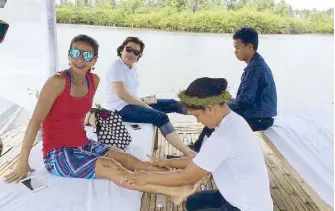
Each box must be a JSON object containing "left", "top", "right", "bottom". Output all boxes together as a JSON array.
[
  {"left": 199, "top": 173, "right": 212, "bottom": 185},
  {"left": 143, "top": 161, "right": 169, "bottom": 172},
  {"left": 168, "top": 184, "right": 198, "bottom": 205},
  {"left": 167, "top": 175, "right": 210, "bottom": 205}
]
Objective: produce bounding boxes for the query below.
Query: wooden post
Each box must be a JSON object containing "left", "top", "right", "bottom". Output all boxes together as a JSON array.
[
  {"left": 0, "top": 138, "right": 2, "bottom": 157},
  {"left": 153, "top": 127, "right": 159, "bottom": 151}
]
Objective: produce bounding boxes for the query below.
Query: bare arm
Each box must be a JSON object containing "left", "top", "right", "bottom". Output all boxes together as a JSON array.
[
  {"left": 166, "top": 156, "right": 195, "bottom": 169},
  {"left": 126, "top": 162, "right": 209, "bottom": 187},
  {"left": 5, "top": 74, "right": 65, "bottom": 183},
  {"left": 148, "top": 154, "right": 195, "bottom": 169},
  {"left": 112, "top": 81, "right": 149, "bottom": 107},
  {"left": 92, "top": 73, "right": 100, "bottom": 92}
]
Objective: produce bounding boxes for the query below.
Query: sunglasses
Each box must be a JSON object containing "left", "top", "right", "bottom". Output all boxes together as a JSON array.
[
  {"left": 0, "top": 21, "right": 9, "bottom": 43},
  {"left": 125, "top": 46, "right": 141, "bottom": 56},
  {"left": 69, "top": 49, "right": 96, "bottom": 62}
]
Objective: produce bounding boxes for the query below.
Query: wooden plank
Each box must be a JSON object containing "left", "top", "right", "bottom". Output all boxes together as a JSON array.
[
  {"left": 166, "top": 198, "right": 173, "bottom": 211},
  {"left": 177, "top": 202, "right": 184, "bottom": 211},
  {"left": 0, "top": 130, "right": 13, "bottom": 140},
  {"left": 266, "top": 154, "right": 319, "bottom": 211},
  {"left": 211, "top": 177, "right": 218, "bottom": 190},
  {"left": 185, "top": 133, "right": 193, "bottom": 146},
  {"left": 141, "top": 193, "right": 149, "bottom": 211},
  {"left": 273, "top": 203, "right": 281, "bottom": 211},
  {"left": 149, "top": 192, "right": 156, "bottom": 211},
  {"left": 0, "top": 146, "right": 21, "bottom": 173},
  {"left": 168, "top": 138, "right": 173, "bottom": 158},
  {"left": 0, "top": 137, "right": 41, "bottom": 176},
  {"left": 1, "top": 132, "right": 24, "bottom": 157},
  {"left": 142, "top": 127, "right": 161, "bottom": 211},
  {"left": 264, "top": 143, "right": 319, "bottom": 211},
  {"left": 268, "top": 165, "right": 300, "bottom": 211},
  {"left": 2, "top": 130, "right": 20, "bottom": 142},
  {"left": 164, "top": 134, "right": 170, "bottom": 159},
  {"left": 157, "top": 132, "right": 168, "bottom": 210},
  {"left": 256, "top": 132, "right": 332, "bottom": 211},
  {"left": 271, "top": 188, "right": 288, "bottom": 211},
  {"left": 0, "top": 131, "right": 27, "bottom": 173}
]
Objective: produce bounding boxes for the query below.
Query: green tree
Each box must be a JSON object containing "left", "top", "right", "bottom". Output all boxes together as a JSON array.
[
  {"left": 255, "top": 0, "right": 275, "bottom": 11},
  {"left": 160, "top": 0, "right": 187, "bottom": 12},
  {"left": 192, "top": 0, "right": 199, "bottom": 13},
  {"left": 274, "top": 0, "right": 293, "bottom": 16},
  {"left": 223, "top": 0, "right": 238, "bottom": 10}
]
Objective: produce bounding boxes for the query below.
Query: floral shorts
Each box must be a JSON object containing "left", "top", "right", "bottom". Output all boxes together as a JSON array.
[{"left": 43, "top": 140, "right": 111, "bottom": 179}]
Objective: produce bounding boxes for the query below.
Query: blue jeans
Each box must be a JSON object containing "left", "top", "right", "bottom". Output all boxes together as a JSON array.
[
  {"left": 186, "top": 190, "right": 240, "bottom": 211},
  {"left": 118, "top": 99, "right": 186, "bottom": 128}
]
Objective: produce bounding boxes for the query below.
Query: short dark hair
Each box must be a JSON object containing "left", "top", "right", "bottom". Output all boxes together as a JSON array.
[
  {"left": 183, "top": 77, "right": 228, "bottom": 110},
  {"left": 233, "top": 27, "right": 258, "bottom": 51},
  {"left": 69, "top": 34, "right": 99, "bottom": 57},
  {"left": 117, "top": 37, "right": 145, "bottom": 61}
]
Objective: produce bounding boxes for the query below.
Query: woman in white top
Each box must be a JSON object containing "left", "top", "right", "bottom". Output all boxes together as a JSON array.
[
  {"left": 125, "top": 77, "right": 273, "bottom": 211},
  {"left": 104, "top": 37, "right": 195, "bottom": 156}
]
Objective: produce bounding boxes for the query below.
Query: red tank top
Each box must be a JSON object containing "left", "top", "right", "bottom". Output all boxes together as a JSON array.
[{"left": 42, "top": 70, "right": 95, "bottom": 155}]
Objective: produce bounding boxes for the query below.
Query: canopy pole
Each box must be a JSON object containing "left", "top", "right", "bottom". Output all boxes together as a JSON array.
[{"left": 42, "top": 0, "right": 58, "bottom": 76}]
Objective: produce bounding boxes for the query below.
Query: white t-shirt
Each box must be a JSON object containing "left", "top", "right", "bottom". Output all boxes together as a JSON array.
[
  {"left": 193, "top": 111, "right": 273, "bottom": 211},
  {"left": 104, "top": 57, "right": 140, "bottom": 111}
]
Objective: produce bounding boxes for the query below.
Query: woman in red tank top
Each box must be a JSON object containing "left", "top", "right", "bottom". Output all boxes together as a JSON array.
[{"left": 5, "top": 34, "right": 201, "bottom": 204}]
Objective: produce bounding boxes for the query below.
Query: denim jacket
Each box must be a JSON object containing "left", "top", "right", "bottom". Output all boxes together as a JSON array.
[{"left": 227, "top": 52, "right": 277, "bottom": 119}]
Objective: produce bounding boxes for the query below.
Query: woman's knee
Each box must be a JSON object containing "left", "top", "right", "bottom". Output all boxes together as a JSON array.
[
  {"left": 95, "top": 158, "right": 109, "bottom": 178},
  {"left": 106, "top": 148, "right": 130, "bottom": 163},
  {"left": 107, "top": 147, "right": 124, "bottom": 157},
  {"left": 95, "top": 157, "right": 122, "bottom": 175},
  {"left": 94, "top": 157, "right": 135, "bottom": 189},
  {"left": 155, "top": 112, "right": 170, "bottom": 127}
]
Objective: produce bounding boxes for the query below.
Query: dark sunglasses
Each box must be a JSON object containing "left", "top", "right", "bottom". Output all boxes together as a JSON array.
[
  {"left": 125, "top": 46, "right": 141, "bottom": 56},
  {"left": 69, "top": 49, "right": 96, "bottom": 62},
  {"left": 0, "top": 21, "right": 9, "bottom": 43}
]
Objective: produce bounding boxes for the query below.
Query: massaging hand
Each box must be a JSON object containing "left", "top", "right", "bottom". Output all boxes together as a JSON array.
[
  {"left": 125, "top": 170, "right": 149, "bottom": 186},
  {"left": 147, "top": 154, "right": 169, "bottom": 168},
  {"left": 142, "top": 95, "right": 157, "bottom": 105},
  {"left": 4, "top": 159, "right": 35, "bottom": 183}
]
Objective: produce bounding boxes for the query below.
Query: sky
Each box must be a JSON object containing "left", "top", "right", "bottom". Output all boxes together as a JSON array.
[{"left": 275, "top": 0, "right": 334, "bottom": 10}]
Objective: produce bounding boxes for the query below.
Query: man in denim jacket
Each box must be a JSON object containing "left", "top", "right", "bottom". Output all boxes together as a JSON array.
[{"left": 189, "top": 27, "right": 277, "bottom": 153}]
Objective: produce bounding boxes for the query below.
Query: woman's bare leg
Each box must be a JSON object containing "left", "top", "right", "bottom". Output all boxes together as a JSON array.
[
  {"left": 95, "top": 156, "right": 202, "bottom": 205},
  {"left": 106, "top": 148, "right": 167, "bottom": 172}
]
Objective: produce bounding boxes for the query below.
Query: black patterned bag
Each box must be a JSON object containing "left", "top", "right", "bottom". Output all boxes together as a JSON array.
[{"left": 95, "top": 108, "right": 132, "bottom": 150}]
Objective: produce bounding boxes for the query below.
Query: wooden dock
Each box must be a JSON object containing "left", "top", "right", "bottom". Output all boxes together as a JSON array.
[{"left": 0, "top": 122, "right": 331, "bottom": 211}]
